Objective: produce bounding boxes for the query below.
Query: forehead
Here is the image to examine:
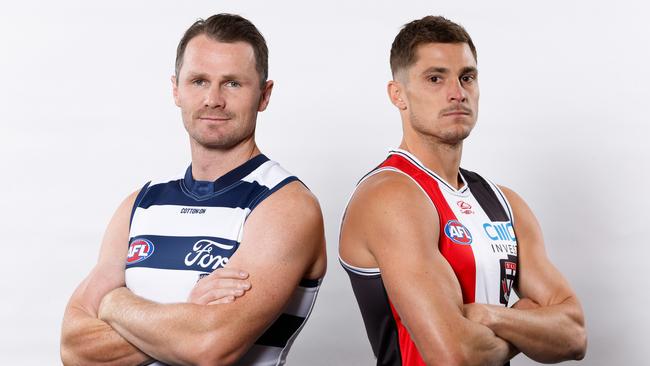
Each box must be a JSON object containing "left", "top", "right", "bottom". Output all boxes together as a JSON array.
[
  {"left": 410, "top": 42, "right": 476, "bottom": 72},
  {"left": 180, "top": 34, "right": 257, "bottom": 77}
]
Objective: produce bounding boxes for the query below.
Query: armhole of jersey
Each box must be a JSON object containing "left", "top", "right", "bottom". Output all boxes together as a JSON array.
[
  {"left": 339, "top": 256, "right": 381, "bottom": 276},
  {"left": 485, "top": 178, "right": 515, "bottom": 225},
  {"left": 247, "top": 176, "right": 299, "bottom": 214},
  {"left": 129, "top": 181, "right": 151, "bottom": 230},
  {"left": 338, "top": 167, "right": 440, "bottom": 274}
]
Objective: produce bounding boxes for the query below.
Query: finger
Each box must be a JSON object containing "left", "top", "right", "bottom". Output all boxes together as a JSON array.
[
  {"left": 196, "top": 288, "right": 247, "bottom": 305},
  {"left": 207, "top": 296, "right": 235, "bottom": 305},
  {"left": 202, "top": 278, "right": 251, "bottom": 290},
  {"left": 202, "top": 268, "right": 249, "bottom": 280}
]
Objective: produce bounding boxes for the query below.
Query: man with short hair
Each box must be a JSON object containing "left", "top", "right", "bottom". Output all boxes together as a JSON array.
[
  {"left": 339, "top": 16, "right": 587, "bottom": 366},
  {"left": 61, "top": 14, "right": 326, "bottom": 366}
]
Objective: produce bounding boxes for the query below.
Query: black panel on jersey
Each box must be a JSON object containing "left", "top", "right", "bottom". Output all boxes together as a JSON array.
[
  {"left": 345, "top": 271, "right": 402, "bottom": 366},
  {"left": 460, "top": 168, "right": 509, "bottom": 222},
  {"left": 299, "top": 278, "right": 321, "bottom": 288},
  {"left": 255, "top": 313, "right": 305, "bottom": 348}
]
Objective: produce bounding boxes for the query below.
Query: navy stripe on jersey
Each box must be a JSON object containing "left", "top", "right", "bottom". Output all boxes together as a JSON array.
[
  {"left": 299, "top": 278, "right": 321, "bottom": 288},
  {"left": 126, "top": 235, "right": 239, "bottom": 271},
  {"left": 139, "top": 179, "right": 273, "bottom": 209},
  {"left": 129, "top": 181, "right": 151, "bottom": 228},
  {"left": 185, "top": 153, "right": 270, "bottom": 195},
  {"left": 249, "top": 176, "right": 299, "bottom": 211},
  {"left": 255, "top": 313, "right": 306, "bottom": 348}
]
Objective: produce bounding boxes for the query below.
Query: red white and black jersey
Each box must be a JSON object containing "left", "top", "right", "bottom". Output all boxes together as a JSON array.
[{"left": 340, "top": 149, "right": 518, "bottom": 366}]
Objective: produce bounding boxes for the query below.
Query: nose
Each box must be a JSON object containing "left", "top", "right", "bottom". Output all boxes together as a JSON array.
[
  {"left": 204, "top": 85, "right": 225, "bottom": 109},
  {"left": 447, "top": 79, "right": 467, "bottom": 104}
]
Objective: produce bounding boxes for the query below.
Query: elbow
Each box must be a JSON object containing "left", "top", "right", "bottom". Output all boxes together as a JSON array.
[
  {"left": 568, "top": 326, "right": 587, "bottom": 360},
  {"left": 190, "top": 333, "right": 245, "bottom": 366},
  {"left": 422, "top": 348, "right": 468, "bottom": 366}
]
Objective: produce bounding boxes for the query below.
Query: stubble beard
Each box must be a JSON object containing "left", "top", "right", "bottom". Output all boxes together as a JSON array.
[
  {"left": 185, "top": 110, "right": 257, "bottom": 151},
  {"left": 409, "top": 109, "right": 473, "bottom": 146}
]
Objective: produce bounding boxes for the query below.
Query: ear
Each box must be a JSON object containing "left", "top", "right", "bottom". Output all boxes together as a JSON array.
[
  {"left": 171, "top": 75, "right": 180, "bottom": 107},
  {"left": 388, "top": 80, "right": 407, "bottom": 110},
  {"left": 258, "top": 80, "right": 274, "bottom": 112}
]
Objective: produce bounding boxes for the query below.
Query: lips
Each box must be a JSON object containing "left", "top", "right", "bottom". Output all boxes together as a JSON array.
[
  {"left": 442, "top": 110, "right": 471, "bottom": 117},
  {"left": 198, "top": 116, "right": 231, "bottom": 122}
]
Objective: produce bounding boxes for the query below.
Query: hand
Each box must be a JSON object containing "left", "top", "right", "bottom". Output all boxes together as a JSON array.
[
  {"left": 512, "top": 297, "right": 541, "bottom": 310},
  {"left": 98, "top": 287, "right": 131, "bottom": 322},
  {"left": 187, "top": 268, "right": 251, "bottom": 305},
  {"left": 463, "top": 302, "right": 496, "bottom": 327}
]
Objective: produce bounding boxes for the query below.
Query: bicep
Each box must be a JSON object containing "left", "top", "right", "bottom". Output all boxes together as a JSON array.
[
  {"left": 217, "top": 182, "right": 323, "bottom": 345},
  {"left": 350, "top": 175, "right": 469, "bottom": 356},
  {"left": 501, "top": 186, "right": 576, "bottom": 306},
  {"left": 66, "top": 190, "right": 139, "bottom": 315},
  {"left": 370, "top": 205, "right": 467, "bottom": 347}
]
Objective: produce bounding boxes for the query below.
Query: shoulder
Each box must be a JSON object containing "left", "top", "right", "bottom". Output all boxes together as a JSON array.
[
  {"left": 342, "top": 170, "right": 438, "bottom": 254},
  {"left": 347, "top": 169, "right": 435, "bottom": 222},
  {"left": 258, "top": 180, "right": 322, "bottom": 221}
]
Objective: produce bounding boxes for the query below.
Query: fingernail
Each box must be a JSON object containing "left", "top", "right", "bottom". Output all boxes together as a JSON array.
[{"left": 240, "top": 271, "right": 248, "bottom": 278}]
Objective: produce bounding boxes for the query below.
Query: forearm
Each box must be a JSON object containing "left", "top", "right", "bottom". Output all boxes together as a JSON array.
[
  {"left": 99, "top": 288, "right": 232, "bottom": 366},
  {"left": 61, "top": 306, "right": 152, "bottom": 366},
  {"left": 456, "top": 319, "right": 517, "bottom": 366},
  {"left": 487, "top": 299, "right": 586, "bottom": 362}
]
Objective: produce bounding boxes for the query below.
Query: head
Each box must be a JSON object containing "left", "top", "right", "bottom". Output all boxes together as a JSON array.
[
  {"left": 172, "top": 14, "right": 273, "bottom": 150},
  {"left": 388, "top": 16, "right": 479, "bottom": 145}
]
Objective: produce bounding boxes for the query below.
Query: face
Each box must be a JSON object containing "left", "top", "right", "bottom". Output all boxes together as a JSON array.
[
  {"left": 172, "top": 34, "right": 273, "bottom": 150},
  {"left": 391, "top": 42, "right": 479, "bottom": 145}
]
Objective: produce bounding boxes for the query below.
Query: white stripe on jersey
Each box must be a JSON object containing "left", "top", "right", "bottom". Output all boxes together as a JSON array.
[
  {"left": 130, "top": 205, "right": 250, "bottom": 241},
  {"left": 242, "top": 160, "right": 293, "bottom": 188},
  {"left": 125, "top": 267, "right": 203, "bottom": 303}
]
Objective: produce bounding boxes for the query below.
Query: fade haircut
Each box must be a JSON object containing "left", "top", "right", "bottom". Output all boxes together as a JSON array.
[
  {"left": 390, "top": 16, "right": 477, "bottom": 77},
  {"left": 175, "top": 14, "right": 269, "bottom": 87}
]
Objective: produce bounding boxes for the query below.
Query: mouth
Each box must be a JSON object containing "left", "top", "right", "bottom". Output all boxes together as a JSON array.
[
  {"left": 198, "top": 116, "right": 231, "bottom": 122},
  {"left": 441, "top": 108, "right": 472, "bottom": 117},
  {"left": 442, "top": 110, "right": 471, "bottom": 117}
]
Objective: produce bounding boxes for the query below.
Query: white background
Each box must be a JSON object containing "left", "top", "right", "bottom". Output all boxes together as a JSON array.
[{"left": 1, "top": 0, "right": 648, "bottom": 365}]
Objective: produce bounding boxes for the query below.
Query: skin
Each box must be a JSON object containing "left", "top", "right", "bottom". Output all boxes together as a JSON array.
[
  {"left": 340, "top": 42, "right": 586, "bottom": 365},
  {"left": 61, "top": 34, "right": 327, "bottom": 365}
]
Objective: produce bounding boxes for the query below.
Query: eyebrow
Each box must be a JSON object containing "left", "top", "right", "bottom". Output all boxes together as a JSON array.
[
  {"left": 422, "top": 67, "right": 449, "bottom": 75},
  {"left": 460, "top": 66, "right": 478, "bottom": 75},
  {"left": 184, "top": 71, "right": 243, "bottom": 82},
  {"left": 421, "top": 66, "right": 478, "bottom": 76}
]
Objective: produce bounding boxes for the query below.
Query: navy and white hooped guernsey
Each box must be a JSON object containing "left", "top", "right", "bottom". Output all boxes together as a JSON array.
[{"left": 126, "top": 154, "right": 321, "bottom": 366}]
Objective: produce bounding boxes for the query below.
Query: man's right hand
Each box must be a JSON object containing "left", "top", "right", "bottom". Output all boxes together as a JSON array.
[{"left": 187, "top": 267, "right": 251, "bottom": 305}]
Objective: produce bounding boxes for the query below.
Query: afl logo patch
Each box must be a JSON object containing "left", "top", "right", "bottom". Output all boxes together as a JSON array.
[
  {"left": 127, "top": 238, "right": 155, "bottom": 264},
  {"left": 444, "top": 220, "right": 473, "bottom": 245}
]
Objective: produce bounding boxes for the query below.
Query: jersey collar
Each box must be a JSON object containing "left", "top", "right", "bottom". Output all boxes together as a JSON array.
[{"left": 183, "top": 154, "right": 269, "bottom": 197}]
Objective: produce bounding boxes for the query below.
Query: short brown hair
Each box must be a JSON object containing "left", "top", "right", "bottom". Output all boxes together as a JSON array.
[
  {"left": 175, "top": 14, "right": 268, "bottom": 86},
  {"left": 390, "top": 16, "right": 477, "bottom": 77}
]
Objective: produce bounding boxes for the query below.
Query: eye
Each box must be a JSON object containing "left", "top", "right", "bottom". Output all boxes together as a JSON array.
[
  {"left": 429, "top": 75, "right": 442, "bottom": 83},
  {"left": 461, "top": 74, "right": 476, "bottom": 84},
  {"left": 192, "top": 79, "right": 208, "bottom": 87},
  {"left": 225, "top": 80, "right": 241, "bottom": 88}
]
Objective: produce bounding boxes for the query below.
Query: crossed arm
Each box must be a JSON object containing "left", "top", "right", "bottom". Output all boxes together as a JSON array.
[
  {"left": 61, "top": 182, "right": 326, "bottom": 366},
  {"left": 463, "top": 186, "right": 587, "bottom": 363},
  {"left": 339, "top": 172, "right": 586, "bottom": 366}
]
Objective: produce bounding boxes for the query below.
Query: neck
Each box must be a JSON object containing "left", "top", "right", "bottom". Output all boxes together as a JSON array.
[
  {"left": 399, "top": 134, "right": 464, "bottom": 190},
  {"left": 189, "top": 135, "right": 260, "bottom": 182}
]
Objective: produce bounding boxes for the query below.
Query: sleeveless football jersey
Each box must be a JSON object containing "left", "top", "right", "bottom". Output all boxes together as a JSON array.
[
  {"left": 340, "top": 149, "right": 518, "bottom": 366},
  {"left": 126, "top": 154, "right": 321, "bottom": 366}
]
